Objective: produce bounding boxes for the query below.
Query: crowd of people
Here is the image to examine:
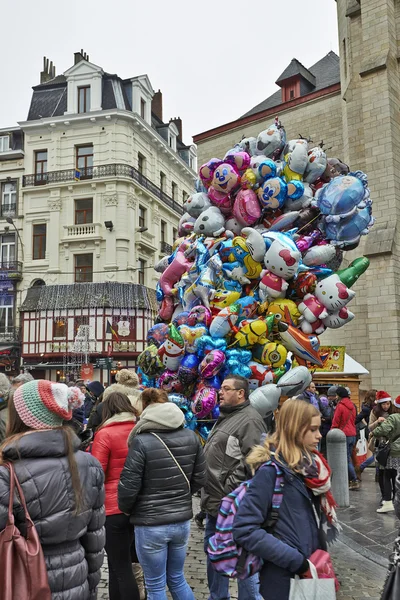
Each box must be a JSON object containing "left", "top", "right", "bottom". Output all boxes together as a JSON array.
[{"left": 0, "top": 369, "right": 398, "bottom": 600}]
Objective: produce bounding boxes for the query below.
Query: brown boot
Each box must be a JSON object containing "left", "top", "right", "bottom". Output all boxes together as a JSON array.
[
  {"left": 355, "top": 464, "right": 362, "bottom": 481},
  {"left": 132, "top": 563, "right": 146, "bottom": 600}
]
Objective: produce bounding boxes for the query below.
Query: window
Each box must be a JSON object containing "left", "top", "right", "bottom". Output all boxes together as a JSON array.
[
  {"left": 140, "top": 98, "right": 146, "bottom": 119},
  {"left": 138, "top": 153, "right": 145, "bottom": 175},
  {"left": 138, "top": 205, "right": 146, "bottom": 229},
  {"left": 169, "top": 136, "right": 173, "bottom": 148},
  {"left": 290, "top": 89, "right": 294, "bottom": 99},
  {"left": 75, "top": 198, "right": 93, "bottom": 224},
  {"left": 138, "top": 259, "right": 146, "bottom": 285},
  {"left": 35, "top": 150, "right": 47, "bottom": 184},
  {"left": 0, "top": 234, "right": 16, "bottom": 266},
  {"left": 0, "top": 136, "right": 9, "bottom": 153},
  {"left": 76, "top": 145, "right": 93, "bottom": 179},
  {"left": 0, "top": 295, "right": 13, "bottom": 332},
  {"left": 173, "top": 227, "right": 177, "bottom": 240},
  {"left": 172, "top": 182, "right": 177, "bottom": 201},
  {"left": 75, "top": 254, "right": 93, "bottom": 283},
  {"left": 74, "top": 314, "right": 89, "bottom": 336},
  {"left": 53, "top": 318, "right": 67, "bottom": 338},
  {"left": 32, "top": 224, "right": 46, "bottom": 260},
  {"left": 160, "top": 172, "right": 166, "bottom": 192},
  {"left": 78, "top": 86, "right": 91, "bottom": 113},
  {"left": 160, "top": 220, "right": 166, "bottom": 243},
  {"left": 182, "top": 191, "right": 188, "bottom": 205},
  {"left": 1, "top": 182, "right": 17, "bottom": 216}
]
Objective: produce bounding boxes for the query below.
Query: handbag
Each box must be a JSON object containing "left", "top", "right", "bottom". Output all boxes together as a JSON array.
[
  {"left": 381, "top": 534, "right": 400, "bottom": 599},
  {"left": 302, "top": 549, "right": 340, "bottom": 591},
  {"left": 0, "top": 462, "right": 51, "bottom": 600},
  {"left": 150, "top": 432, "right": 190, "bottom": 489},
  {"left": 376, "top": 432, "right": 400, "bottom": 468},
  {"left": 289, "top": 561, "right": 336, "bottom": 600}
]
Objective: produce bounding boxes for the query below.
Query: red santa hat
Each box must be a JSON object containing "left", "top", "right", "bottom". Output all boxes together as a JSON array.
[
  {"left": 394, "top": 396, "right": 400, "bottom": 409},
  {"left": 376, "top": 390, "right": 392, "bottom": 404}
]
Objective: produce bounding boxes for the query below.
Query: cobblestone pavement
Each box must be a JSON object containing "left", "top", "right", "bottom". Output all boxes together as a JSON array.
[{"left": 97, "top": 496, "right": 389, "bottom": 599}]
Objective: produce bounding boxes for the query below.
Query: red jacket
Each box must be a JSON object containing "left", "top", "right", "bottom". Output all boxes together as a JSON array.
[
  {"left": 332, "top": 397, "right": 356, "bottom": 437},
  {"left": 92, "top": 418, "right": 135, "bottom": 515}
]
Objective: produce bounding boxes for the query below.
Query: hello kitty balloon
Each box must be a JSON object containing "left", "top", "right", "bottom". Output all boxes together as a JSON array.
[{"left": 259, "top": 239, "right": 301, "bottom": 301}]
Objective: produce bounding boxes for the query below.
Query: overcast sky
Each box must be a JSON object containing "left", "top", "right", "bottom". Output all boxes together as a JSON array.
[{"left": 0, "top": 0, "right": 339, "bottom": 145}]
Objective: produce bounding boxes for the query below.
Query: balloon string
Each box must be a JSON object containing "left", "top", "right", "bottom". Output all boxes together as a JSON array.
[{"left": 295, "top": 211, "right": 321, "bottom": 235}]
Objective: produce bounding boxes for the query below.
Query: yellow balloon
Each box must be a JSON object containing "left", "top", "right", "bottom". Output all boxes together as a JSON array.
[
  {"left": 268, "top": 299, "right": 301, "bottom": 326},
  {"left": 252, "top": 341, "right": 288, "bottom": 367}
]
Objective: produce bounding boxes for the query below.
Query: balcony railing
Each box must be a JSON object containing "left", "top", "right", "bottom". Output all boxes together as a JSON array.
[
  {"left": 23, "top": 164, "right": 184, "bottom": 215},
  {"left": 65, "top": 223, "right": 101, "bottom": 238},
  {"left": 160, "top": 241, "right": 173, "bottom": 255},
  {"left": 0, "top": 327, "right": 20, "bottom": 342},
  {"left": 0, "top": 261, "right": 23, "bottom": 281},
  {"left": 0, "top": 203, "right": 17, "bottom": 219}
]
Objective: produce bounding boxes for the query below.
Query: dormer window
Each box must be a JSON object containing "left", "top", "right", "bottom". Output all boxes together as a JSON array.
[
  {"left": 78, "top": 86, "right": 91, "bottom": 113},
  {"left": 140, "top": 98, "right": 146, "bottom": 119},
  {"left": 0, "top": 136, "right": 9, "bottom": 153}
]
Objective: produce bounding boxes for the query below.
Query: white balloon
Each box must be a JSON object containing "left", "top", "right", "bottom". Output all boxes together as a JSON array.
[
  {"left": 276, "top": 366, "right": 312, "bottom": 396},
  {"left": 250, "top": 384, "right": 281, "bottom": 418}
]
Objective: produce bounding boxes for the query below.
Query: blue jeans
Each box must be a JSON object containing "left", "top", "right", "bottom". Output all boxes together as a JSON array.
[
  {"left": 346, "top": 436, "right": 357, "bottom": 482},
  {"left": 360, "top": 454, "right": 375, "bottom": 471},
  {"left": 135, "top": 521, "right": 194, "bottom": 600},
  {"left": 204, "top": 514, "right": 263, "bottom": 600}
]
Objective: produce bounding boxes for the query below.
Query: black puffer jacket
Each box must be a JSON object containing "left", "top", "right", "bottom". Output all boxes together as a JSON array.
[
  {"left": 118, "top": 427, "right": 206, "bottom": 526},
  {"left": 0, "top": 429, "right": 105, "bottom": 600}
]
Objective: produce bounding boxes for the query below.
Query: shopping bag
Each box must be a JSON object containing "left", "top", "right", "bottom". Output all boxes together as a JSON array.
[
  {"left": 355, "top": 428, "right": 368, "bottom": 466},
  {"left": 302, "top": 549, "right": 340, "bottom": 591},
  {"left": 289, "top": 561, "right": 336, "bottom": 600}
]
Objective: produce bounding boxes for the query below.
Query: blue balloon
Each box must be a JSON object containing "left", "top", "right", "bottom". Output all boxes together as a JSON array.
[
  {"left": 195, "top": 336, "right": 227, "bottom": 357},
  {"left": 168, "top": 393, "right": 189, "bottom": 409},
  {"left": 317, "top": 174, "right": 365, "bottom": 217},
  {"left": 184, "top": 410, "right": 197, "bottom": 430},
  {"left": 204, "top": 375, "right": 221, "bottom": 390},
  {"left": 211, "top": 406, "right": 220, "bottom": 419}
]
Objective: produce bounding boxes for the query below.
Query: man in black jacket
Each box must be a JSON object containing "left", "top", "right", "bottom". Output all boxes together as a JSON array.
[{"left": 202, "top": 374, "right": 266, "bottom": 600}]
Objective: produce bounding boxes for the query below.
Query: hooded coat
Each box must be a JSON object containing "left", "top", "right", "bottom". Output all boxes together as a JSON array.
[
  {"left": 331, "top": 396, "right": 356, "bottom": 437},
  {"left": 118, "top": 402, "right": 206, "bottom": 526},
  {"left": 232, "top": 445, "right": 321, "bottom": 600},
  {"left": 0, "top": 429, "right": 105, "bottom": 600}
]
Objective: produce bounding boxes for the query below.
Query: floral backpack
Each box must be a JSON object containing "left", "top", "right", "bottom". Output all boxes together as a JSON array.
[{"left": 207, "top": 461, "right": 285, "bottom": 580}]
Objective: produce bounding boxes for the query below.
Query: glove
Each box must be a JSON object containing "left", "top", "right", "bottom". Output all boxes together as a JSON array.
[{"left": 295, "top": 557, "right": 310, "bottom": 575}]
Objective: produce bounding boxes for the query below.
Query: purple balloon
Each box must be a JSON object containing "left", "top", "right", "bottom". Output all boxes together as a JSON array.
[{"left": 191, "top": 382, "right": 217, "bottom": 418}]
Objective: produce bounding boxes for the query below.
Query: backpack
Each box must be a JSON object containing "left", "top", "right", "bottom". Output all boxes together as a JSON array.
[{"left": 207, "top": 460, "right": 284, "bottom": 580}]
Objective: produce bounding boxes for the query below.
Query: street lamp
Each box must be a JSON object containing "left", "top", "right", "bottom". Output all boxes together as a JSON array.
[{"left": 5, "top": 217, "right": 24, "bottom": 264}]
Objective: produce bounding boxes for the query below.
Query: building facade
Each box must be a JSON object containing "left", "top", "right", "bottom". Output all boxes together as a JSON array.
[
  {"left": 0, "top": 51, "right": 197, "bottom": 381},
  {"left": 193, "top": 8, "right": 400, "bottom": 397}
]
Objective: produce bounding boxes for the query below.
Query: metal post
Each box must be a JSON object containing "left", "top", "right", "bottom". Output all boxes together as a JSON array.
[{"left": 327, "top": 428, "right": 350, "bottom": 508}]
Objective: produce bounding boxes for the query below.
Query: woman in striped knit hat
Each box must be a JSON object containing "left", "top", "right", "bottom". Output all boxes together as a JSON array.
[{"left": 0, "top": 380, "right": 106, "bottom": 600}]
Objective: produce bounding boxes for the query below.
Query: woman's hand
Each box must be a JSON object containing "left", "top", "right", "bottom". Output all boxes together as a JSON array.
[{"left": 377, "top": 417, "right": 386, "bottom": 423}]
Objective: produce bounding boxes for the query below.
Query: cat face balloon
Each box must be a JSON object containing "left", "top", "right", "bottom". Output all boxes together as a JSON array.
[
  {"left": 314, "top": 274, "right": 355, "bottom": 312},
  {"left": 264, "top": 239, "right": 301, "bottom": 280}
]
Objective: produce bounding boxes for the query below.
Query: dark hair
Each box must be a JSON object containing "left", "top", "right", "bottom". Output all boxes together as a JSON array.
[
  {"left": 99, "top": 392, "right": 137, "bottom": 427},
  {"left": 141, "top": 388, "right": 168, "bottom": 410},
  {"left": 223, "top": 374, "right": 249, "bottom": 399},
  {"left": 363, "top": 389, "right": 377, "bottom": 408},
  {"left": 1, "top": 395, "right": 85, "bottom": 515},
  {"left": 373, "top": 402, "right": 393, "bottom": 418}
]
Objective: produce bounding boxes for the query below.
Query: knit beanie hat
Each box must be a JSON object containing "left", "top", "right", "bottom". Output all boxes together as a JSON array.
[
  {"left": 327, "top": 386, "right": 338, "bottom": 397},
  {"left": 376, "top": 390, "right": 392, "bottom": 404},
  {"left": 13, "top": 380, "right": 84, "bottom": 430},
  {"left": 86, "top": 381, "right": 105, "bottom": 398},
  {"left": 115, "top": 369, "right": 139, "bottom": 388},
  {"left": 336, "top": 386, "right": 349, "bottom": 399}
]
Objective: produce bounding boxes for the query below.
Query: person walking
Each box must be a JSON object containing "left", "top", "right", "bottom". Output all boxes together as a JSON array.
[
  {"left": 0, "top": 380, "right": 105, "bottom": 599},
  {"left": 232, "top": 399, "right": 340, "bottom": 600},
  {"left": 331, "top": 386, "right": 359, "bottom": 490},
  {"left": 202, "top": 374, "right": 267, "bottom": 600},
  {"left": 372, "top": 396, "right": 400, "bottom": 513},
  {"left": 355, "top": 389, "right": 377, "bottom": 477},
  {"left": 369, "top": 391, "right": 393, "bottom": 502},
  {"left": 91, "top": 391, "right": 141, "bottom": 600},
  {"left": 118, "top": 388, "right": 206, "bottom": 600}
]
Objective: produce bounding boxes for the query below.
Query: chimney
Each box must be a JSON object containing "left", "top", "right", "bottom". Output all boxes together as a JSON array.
[
  {"left": 152, "top": 90, "right": 163, "bottom": 121},
  {"left": 74, "top": 49, "right": 90, "bottom": 65},
  {"left": 40, "top": 56, "right": 56, "bottom": 84},
  {"left": 170, "top": 117, "right": 183, "bottom": 141}
]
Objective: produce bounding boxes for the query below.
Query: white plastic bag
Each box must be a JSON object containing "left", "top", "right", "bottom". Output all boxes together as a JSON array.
[
  {"left": 289, "top": 561, "right": 336, "bottom": 599},
  {"left": 356, "top": 427, "right": 367, "bottom": 458}
]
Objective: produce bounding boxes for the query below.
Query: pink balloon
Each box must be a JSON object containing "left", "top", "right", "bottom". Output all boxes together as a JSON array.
[
  {"left": 208, "top": 188, "right": 234, "bottom": 215},
  {"left": 159, "top": 241, "right": 195, "bottom": 296},
  {"left": 191, "top": 382, "right": 217, "bottom": 418},
  {"left": 233, "top": 189, "right": 261, "bottom": 226},
  {"left": 199, "top": 350, "right": 226, "bottom": 379}
]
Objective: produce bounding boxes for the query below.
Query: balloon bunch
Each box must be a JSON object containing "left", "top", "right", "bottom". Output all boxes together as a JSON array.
[{"left": 138, "top": 117, "right": 373, "bottom": 440}]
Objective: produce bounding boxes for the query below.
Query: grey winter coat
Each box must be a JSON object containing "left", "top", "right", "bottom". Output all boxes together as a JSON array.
[
  {"left": 201, "top": 400, "right": 267, "bottom": 517},
  {"left": 0, "top": 429, "right": 106, "bottom": 600}
]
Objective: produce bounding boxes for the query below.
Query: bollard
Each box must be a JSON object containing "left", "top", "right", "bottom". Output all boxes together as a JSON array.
[{"left": 327, "top": 428, "right": 349, "bottom": 507}]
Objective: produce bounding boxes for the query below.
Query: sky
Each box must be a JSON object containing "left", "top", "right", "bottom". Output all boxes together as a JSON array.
[{"left": 0, "top": 0, "right": 339, "bottom": 145}]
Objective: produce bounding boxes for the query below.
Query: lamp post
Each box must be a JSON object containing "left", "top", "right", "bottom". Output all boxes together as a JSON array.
[{"left": 5, "top": 217, "right": 24, "bottom": 265}]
